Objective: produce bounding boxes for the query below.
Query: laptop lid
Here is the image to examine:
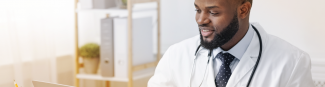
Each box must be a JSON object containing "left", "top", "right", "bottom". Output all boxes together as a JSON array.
[{"left": 32, "top": 80, "right": 74, "bottom": 87}]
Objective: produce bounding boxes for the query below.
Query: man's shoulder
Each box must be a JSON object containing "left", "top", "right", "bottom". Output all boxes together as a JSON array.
[
  {"left": 265, "top": 34, "right": 312, "bottom": 81},
  {"left": 266, "top": 34, "right": 309, "bottom": 60}
]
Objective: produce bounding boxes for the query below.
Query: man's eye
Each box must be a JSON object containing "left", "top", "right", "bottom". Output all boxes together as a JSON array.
[
  {"left": 195, "top": 9, "right": 201, "bottom": 13},
  {"left": 209, "top": 12, "right": 219, "bottom": 15}
]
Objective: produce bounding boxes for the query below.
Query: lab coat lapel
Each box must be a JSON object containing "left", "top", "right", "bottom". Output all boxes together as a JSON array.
[
  {"left": 226, "top": 38, "right": 258, "bottom": 87},
  {"left": 226, "top": 23, "right": 268, "bottom": 87},
  {"left": 206, "top": 56, "right": 216, "bottom": 87},
  {"left": 191, "top": 47, "right": 210, "bottom": 87},
  {"left": 193, "top": 44, "right": 216, "bottom": 87}
]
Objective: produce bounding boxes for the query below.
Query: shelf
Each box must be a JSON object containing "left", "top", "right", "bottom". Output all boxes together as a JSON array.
[
  {"left": 76, "top": 67, "right": 155, "bottom": 82},
  {"left": 76, "top": 8, "right": 128, "bottom": 13},
  {"left": 76, "top": 8, "right": 128, "bottom": 17},
  {"left": 133, "top": 0, "right": 159, "bottom": 4},
  {"left": 76, "top": 2, "right": 157, "bottom": 17},
  {"left": 74, "top": 0, "right": 160, "bottom": 86}
]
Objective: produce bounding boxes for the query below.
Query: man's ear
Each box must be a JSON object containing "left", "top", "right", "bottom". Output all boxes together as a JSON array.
[{"left": 238, "top": 1, "right": 251, "bottom": 19}]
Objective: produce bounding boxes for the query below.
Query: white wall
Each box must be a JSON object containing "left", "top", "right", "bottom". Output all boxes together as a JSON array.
[
  {"left": 0, "top": 0, "right": 75, "bottom": 65},
  {"left": 161, "top": 0, "right": 198, "bottom": 53},
  {"left": 250, "top": 0, "right": 325, "bottom": 59},
  {"left": 0, "top": 0, "right": 75, "bottom": 87}
]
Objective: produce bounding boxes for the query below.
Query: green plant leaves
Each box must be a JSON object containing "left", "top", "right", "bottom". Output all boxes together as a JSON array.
[{"left": 79, "top": 43, "right": 100, "bottom": 58}]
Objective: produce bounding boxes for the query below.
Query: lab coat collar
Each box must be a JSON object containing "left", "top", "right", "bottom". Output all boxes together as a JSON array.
[
  {"left": 212, "top": 24, "right": 254, "bottom": 60},
  {"left": 194, "top": 22, "right": 269, "bottom": 87},
  {"left": 226, "top": 22, "right": 269, "bottom": 87},
  {"left": 226, "top": 24, "right": 254, "bottom": 60}
]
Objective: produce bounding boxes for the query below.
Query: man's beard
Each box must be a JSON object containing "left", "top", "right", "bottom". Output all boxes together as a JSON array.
[{"left": 200, "top": 14, "right": 239, "bottom": 50}]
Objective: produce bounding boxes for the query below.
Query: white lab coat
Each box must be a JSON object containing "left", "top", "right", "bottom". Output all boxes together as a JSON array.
[{"left": 148, "top": 23, "right": 315, "bottom": 87}]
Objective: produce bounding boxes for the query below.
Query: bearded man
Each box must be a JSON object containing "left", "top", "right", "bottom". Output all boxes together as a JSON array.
[{"left": 148, "top": 0, "right": 314, "bottom": 86}]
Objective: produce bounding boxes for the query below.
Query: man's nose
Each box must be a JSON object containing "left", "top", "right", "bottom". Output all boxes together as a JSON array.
[{"left": 197, "top": 14, "right": 210, "bottom": 26}]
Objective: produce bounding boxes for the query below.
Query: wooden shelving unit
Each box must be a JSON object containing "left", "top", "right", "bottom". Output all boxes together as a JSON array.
[{"left": 73, "top": 0, "right": 161, "bottom": 87}]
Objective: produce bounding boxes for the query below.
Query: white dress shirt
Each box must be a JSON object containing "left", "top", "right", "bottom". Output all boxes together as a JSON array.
[{"left": 212, "top": 24, "right": 254, "bottom": 77}]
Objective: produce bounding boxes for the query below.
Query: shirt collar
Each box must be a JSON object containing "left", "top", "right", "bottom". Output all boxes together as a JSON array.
[{"left": 213, "top": 24, "right": 254, "bottom": 60}]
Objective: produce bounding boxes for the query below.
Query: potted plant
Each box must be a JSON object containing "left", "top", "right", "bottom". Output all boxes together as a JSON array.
[
  {"left": 79, "top": 43, "right": 100, "bottom": 74},
  {"left": 116, "top": 0, "right": 127, "bottom": 8}
]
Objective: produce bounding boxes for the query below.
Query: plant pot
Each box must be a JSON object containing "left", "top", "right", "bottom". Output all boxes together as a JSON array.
[{"left": 83, "top": 57, "right": 100, "bottom": 74}]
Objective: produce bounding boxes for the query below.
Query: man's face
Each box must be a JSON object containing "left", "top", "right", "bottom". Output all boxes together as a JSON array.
[{"left": 195, "top": 0, "right": 239, "bottom": 50}]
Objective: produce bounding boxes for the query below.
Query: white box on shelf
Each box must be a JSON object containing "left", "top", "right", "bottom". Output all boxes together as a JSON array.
[
  {"left": 80, "top": 0, "right": 117, "bottom": 9},
  {"left": 113, "top": 16, "right": 155, "bottom": 78},
  {"left": 113, "top": 17, "right": 128, "bottom": 78}
]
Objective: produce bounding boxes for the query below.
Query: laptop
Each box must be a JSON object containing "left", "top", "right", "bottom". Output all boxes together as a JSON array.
[{"left": 32, "top": 80, "right": 74, "bottom": 87}]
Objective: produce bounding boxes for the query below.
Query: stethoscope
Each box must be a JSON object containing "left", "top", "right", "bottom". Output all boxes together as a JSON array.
[{"left": 189, "top": 25, "right": 262, "bottom": 87}]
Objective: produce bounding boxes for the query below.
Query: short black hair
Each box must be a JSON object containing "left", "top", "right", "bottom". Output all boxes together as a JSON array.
[{"left": 242, "top": 0, "right": 253, "bottom": 5}]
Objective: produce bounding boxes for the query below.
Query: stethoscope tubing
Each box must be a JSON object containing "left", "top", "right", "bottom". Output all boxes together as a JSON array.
[
  {"left": 246, "top": 25, "right": 262, "bottom": 87},
  {"left": 190, "top": 25, "right": 262, "bottom": 87}
]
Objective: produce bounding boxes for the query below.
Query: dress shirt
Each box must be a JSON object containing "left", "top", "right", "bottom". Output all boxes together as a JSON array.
[{"left": 212, "top": 24, "right": 254, "bottom": 77}]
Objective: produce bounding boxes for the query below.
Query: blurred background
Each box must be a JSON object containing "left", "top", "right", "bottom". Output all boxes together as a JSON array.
[{"left": 0, "top": 0, "right": 324, "bottom": 87}]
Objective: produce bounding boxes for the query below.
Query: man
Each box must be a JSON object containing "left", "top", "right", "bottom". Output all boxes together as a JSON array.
[{"left": 148, "top": 0, "right": 314, "bottom": 86}]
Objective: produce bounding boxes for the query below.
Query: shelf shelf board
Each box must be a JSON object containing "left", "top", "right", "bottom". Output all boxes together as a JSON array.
[
  {"left": 76, "top": 8, "right": 128, "bottom": 17},
  {"left": 75, "top": 2, "right": 157, "bottom": 14},
  {"left": 76, "top": 8, "right": 128, "bottom": 13},
  {"left": 134, "top": 0, "right": 159, "bottom": 4},
  {"left": 76, "top": 67, "right": 155, "bottom": 82}
]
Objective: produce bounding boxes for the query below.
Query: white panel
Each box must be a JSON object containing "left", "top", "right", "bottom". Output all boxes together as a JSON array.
[
  {"left": 113, "top": 16, "right": 156, "bottom": 78},
  {"left": 80, "top": 0, "right": 93, "bottom": 9},
  {"left": 113, "top": 18, "right": 128, "bottom": 78},
  {"left": 132, "top": 17, "right": 155, "bottom": 66}
]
